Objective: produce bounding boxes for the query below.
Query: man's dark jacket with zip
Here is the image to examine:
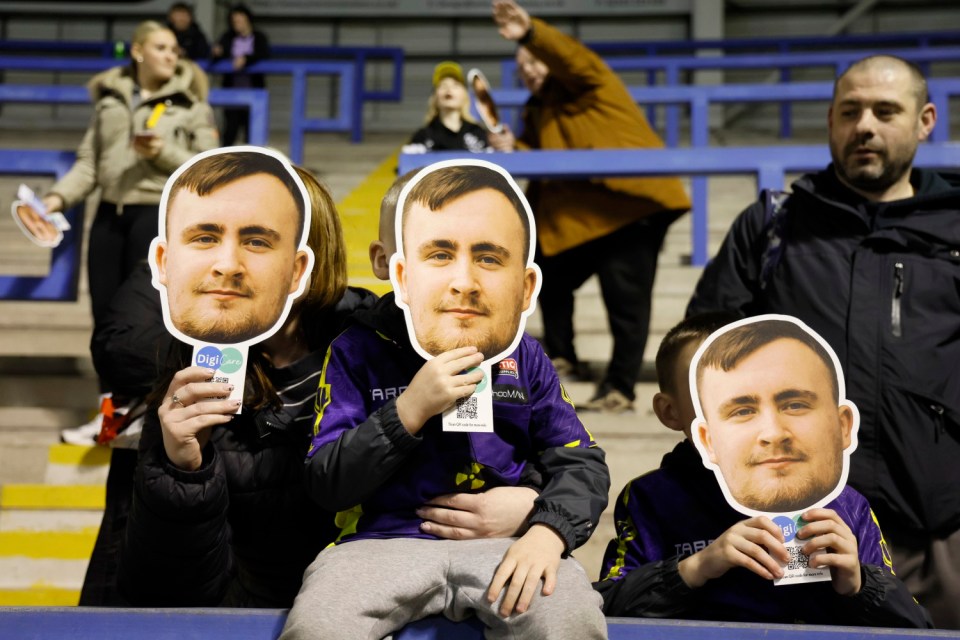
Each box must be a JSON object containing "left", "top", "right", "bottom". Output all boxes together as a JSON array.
[{"left": 687, "top": 166, "right": 960, "bottom": 539}]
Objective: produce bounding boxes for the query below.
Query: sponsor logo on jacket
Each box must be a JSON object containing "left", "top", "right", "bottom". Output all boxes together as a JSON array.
[
  {"left": 370, "top": 386, "right": 408, "bottom": 402},
  {"left": 497, "top": 358, "right": 519, "bottom": 379},
  {"left": 492, "top": 384, "right": 528, "bottom": 405},
  {"left": 675, "top": 539, "right": 715, "bottom": 558}
]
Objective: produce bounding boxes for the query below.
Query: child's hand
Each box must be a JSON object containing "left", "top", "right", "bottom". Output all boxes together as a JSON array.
[
  {"left": 486, "top": 524, "right": 564, "bottom": 617},
  {"left": 678, "top": 516, "right": 788, "bottom": 588},
  {"left": 396, "top": 346, "right": 484, "bottom": 435},
  {"left": 797, "top": 508, "right": 862, "bottom": 596}
]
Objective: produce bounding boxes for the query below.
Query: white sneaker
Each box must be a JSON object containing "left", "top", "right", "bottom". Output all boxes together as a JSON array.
[{"left": 60, "top": 412, "right": 103, "bottom": 446}]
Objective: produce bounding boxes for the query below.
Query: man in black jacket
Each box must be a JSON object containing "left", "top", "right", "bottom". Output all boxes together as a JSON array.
[{"left": 687, "top": 54, "right": 960, "bottom": 629}]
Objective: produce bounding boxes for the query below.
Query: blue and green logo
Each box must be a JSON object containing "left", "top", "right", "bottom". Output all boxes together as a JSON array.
[
  {"left": 467, "top": 367, "right": 488, "bottom": 393},
  {"left": 772, "top": 515, "right": 798, "bottom": 542},
  {"left": 195, "top": 346, "right": 244, "bottom": 373}
]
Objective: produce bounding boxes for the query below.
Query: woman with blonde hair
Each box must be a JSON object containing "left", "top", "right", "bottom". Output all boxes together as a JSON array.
[
  {"left": 44, "top": 20, "right": 218, "bottom": 445},
  {"left": 406, "top": 61, "right": 490, "bottom": 153}
]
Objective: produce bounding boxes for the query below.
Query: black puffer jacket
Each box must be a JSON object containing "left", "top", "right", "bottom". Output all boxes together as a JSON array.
[
  {"left": 117, "top": 287, "right": 377, "bottom": 607},
  {"left": 687, "top": 167, "right": 960, "bottom": 537}
]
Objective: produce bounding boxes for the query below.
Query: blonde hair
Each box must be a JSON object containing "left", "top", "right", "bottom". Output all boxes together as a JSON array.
[
  {"left": 132, "top": 20, "right": 173, "bottom": 48},
  {"left": 130, "top": 20, "right": 177, "bottom": 78},
  {"left": 424, "top": 84, "right": 477, "bottom": 125}
]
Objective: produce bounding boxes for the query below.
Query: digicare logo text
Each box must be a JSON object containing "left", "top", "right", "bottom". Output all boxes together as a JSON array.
[{"left": 195, "top": 346, "right": 244, "bottom": 373}]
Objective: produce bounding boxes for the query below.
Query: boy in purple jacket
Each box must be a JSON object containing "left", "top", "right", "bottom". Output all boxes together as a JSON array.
[
  {"left": 280, "top": 163, "right": 609, "bottom": 640},
  {"left": 595, "top": 313, "right": 931, "bottom": 627}
]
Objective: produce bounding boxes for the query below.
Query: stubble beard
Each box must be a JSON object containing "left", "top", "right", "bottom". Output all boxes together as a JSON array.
[
  {"left": 831, "top": 140, "right": 916, "bottom": 196},
  {"left": 734, "top": 450, "right": 843, "bottom": 514},
  {"left": 419, "top": 306, "right": 523, "bottom": 360}
]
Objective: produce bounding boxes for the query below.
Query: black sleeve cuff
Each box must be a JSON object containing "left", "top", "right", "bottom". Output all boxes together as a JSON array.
[{"left": 519, "top": 24, "right": 534, "bottom": 45}]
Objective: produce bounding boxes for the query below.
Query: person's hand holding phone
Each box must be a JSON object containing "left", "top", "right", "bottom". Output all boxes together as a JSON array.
[{"left": 133, "top": 130, "right": 164, "bottom": 159}]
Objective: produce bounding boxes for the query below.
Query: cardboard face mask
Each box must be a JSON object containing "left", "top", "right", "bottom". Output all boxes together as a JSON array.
[
  {"left": 149, "top": 146, "right": 314, "bottom": 349},
  {"left": 689, "top": 315, "right": 860, "bottom": 585},
  {"left": 467, "top": 68, "right": 504, "bottom": 134},
  {"left": 690, "top": 314, "right": 860, "bottom": 518},
  {"left": 389, "top": 158, "right": 541, "bottom": 367}
]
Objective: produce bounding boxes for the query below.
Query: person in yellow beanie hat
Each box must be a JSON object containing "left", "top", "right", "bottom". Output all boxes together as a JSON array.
[{"left": 405, "top": 61, "right": 491, "bottom": 153}]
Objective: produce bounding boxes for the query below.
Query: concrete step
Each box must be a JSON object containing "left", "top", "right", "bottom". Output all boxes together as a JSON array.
[
  {"left": 43, "top": 445, "right": 111, "bottom": 486},
  {"left": 0, "top": 447, "right": 108, "bottom": 606},
  {"left": 0, "top": 484, "right": 105, "bottom": 536}
]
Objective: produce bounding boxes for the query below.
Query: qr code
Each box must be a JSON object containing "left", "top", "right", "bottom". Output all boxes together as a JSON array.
[
  {"left": 786, "top": 545, "right": 810, "bottom": 571},
  {"left": 456, "top": 396, "right": 479, "bottom": 420}
]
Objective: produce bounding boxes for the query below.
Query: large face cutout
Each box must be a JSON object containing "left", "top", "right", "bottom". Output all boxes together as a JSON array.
[
  {"left": 149, "top": 146, "right": 314, "bottom": 348},
  {"left": 389, "top": 159, "right": 541, "bottom": 365},
  {"left": 690, "top": 315, "right": 859, "bottom": 518},
  {"left": 467, "top": 68, "right": 503, "bottom": 134}
]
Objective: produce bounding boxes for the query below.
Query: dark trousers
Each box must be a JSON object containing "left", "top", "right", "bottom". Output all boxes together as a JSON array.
[
  {"left": 222, "top": 107, "right": 249, "bottom": 146},
  {"left": 537, "top": 213, "right": 674, "bottom": 400},
  {"left": 888, "top": 526, "right": 960, "bottom": 629},
  {"left": 87, "top": 202, "right": 159, "bottom": 394},
  {"left": 87, "top": 202, "right": 159, "bottom": 329}
]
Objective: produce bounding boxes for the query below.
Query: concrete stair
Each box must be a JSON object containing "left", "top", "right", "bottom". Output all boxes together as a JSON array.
[{"left": 0, "top": 446, "right": 109, "bottom": 606}]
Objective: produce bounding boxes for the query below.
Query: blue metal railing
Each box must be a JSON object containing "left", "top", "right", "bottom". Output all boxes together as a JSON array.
[
  {"left": 586, "top": 30, "right": 960, "bottom": 57},
  {"left": 399, "top": 144, "right": 960, "bottom": 267},
  {"left": 0, "top": 84, "right": 269, "bottom": 146},
  {"left": 0, "top": 40, "right": 404, "bottom": 137},
  {"left": 499, "top": 46, "right": 960, "bottom": 137},
  {"left": 1, "top": 607, "right": 957, "bottom": 640},
  {"left": 0, "top": 56, "right": 355, "bottom": 162},
  {"left": 480, "top": 79, "right": 960, "bottom": 265}
]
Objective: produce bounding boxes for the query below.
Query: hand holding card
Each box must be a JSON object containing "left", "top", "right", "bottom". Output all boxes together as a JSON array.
[{"left": 11, "top": 184, "right": 69, "bottom": 248}]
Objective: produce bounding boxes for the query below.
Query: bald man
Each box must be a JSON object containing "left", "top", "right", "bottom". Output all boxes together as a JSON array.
[{"left": 687, "top": 55, "right": 960, "bottom": 628}]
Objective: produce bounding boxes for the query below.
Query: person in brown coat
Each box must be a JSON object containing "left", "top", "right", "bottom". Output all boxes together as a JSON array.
[{"left": 489, "top": 0, "right": 690, "bottom": 412}]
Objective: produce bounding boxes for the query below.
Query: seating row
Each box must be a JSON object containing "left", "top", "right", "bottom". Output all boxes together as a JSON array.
[
  {"left": 499, "top": 45, "right": 960, "bottom": 137},
  {"left": 0, "top": 56, "right": 354, "bottom": 162},
  {"left": 0, "top": 39, "right": 404, "bottom": 142},
  {"left": 399, "top": 144, "right": 960, "bottom": 267},
  {"left": 484, "top": 79, "right": 960, "bottom": 265}
]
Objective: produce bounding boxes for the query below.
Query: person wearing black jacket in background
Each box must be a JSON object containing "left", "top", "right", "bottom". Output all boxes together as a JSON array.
[
  {"left": 166, "top": 2, "right": 211, "bottom": 60},
  {"left": 686, "top": 54, "right": 960, "bottom": 628},
  {"left": 212, "top": 3, "right": 269, "bottom": 146},
  {"left": 406, "top": 61, "right": 490, "bottom": 154}
]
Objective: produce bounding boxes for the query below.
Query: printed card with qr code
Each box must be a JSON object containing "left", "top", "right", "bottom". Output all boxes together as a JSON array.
[
  {"left": 443, "top": 363, "right": 494, "bottom": 433},
  {"left": 772, "top": 515, "right": 830, "bottom": 585}
]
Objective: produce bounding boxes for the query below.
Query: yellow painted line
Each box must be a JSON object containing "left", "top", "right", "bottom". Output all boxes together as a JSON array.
[
  {"left": 0, "top": 586, "right": 80, "bottom": 606},
  {"left": 337, "top": 148, "right": 401, "bottom": 292},
  {"left": 0, "top": 484, "right": 105, "bottom": 510},
  {"left": 47, "top": 444, "right": 111, "bottom": 467},
  {"left": 0, "top": 529, "right": 98, "bottom": 559}
]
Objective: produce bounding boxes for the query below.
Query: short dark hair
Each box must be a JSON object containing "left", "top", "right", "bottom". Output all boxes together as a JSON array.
[
  {"left": 166, "top": 151, "right": 305, "bottom": 245},
  {"left": 656, "top": 312, "right": 741, "bottom": 396},
  {"left": 168, "top": 2, "right": 194, "bottom": 15},
  {"left": 835, "top": 55, "right": 929, "bottom": 109},
  {"left": 402, "top": 164, "right": 531, "bottom": 262},
  {"left": 695, "top": 318, "right": 840, "bottom": 404},
  {"left": 228, "top": 2, "right": 254, "bottom": 23}
]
